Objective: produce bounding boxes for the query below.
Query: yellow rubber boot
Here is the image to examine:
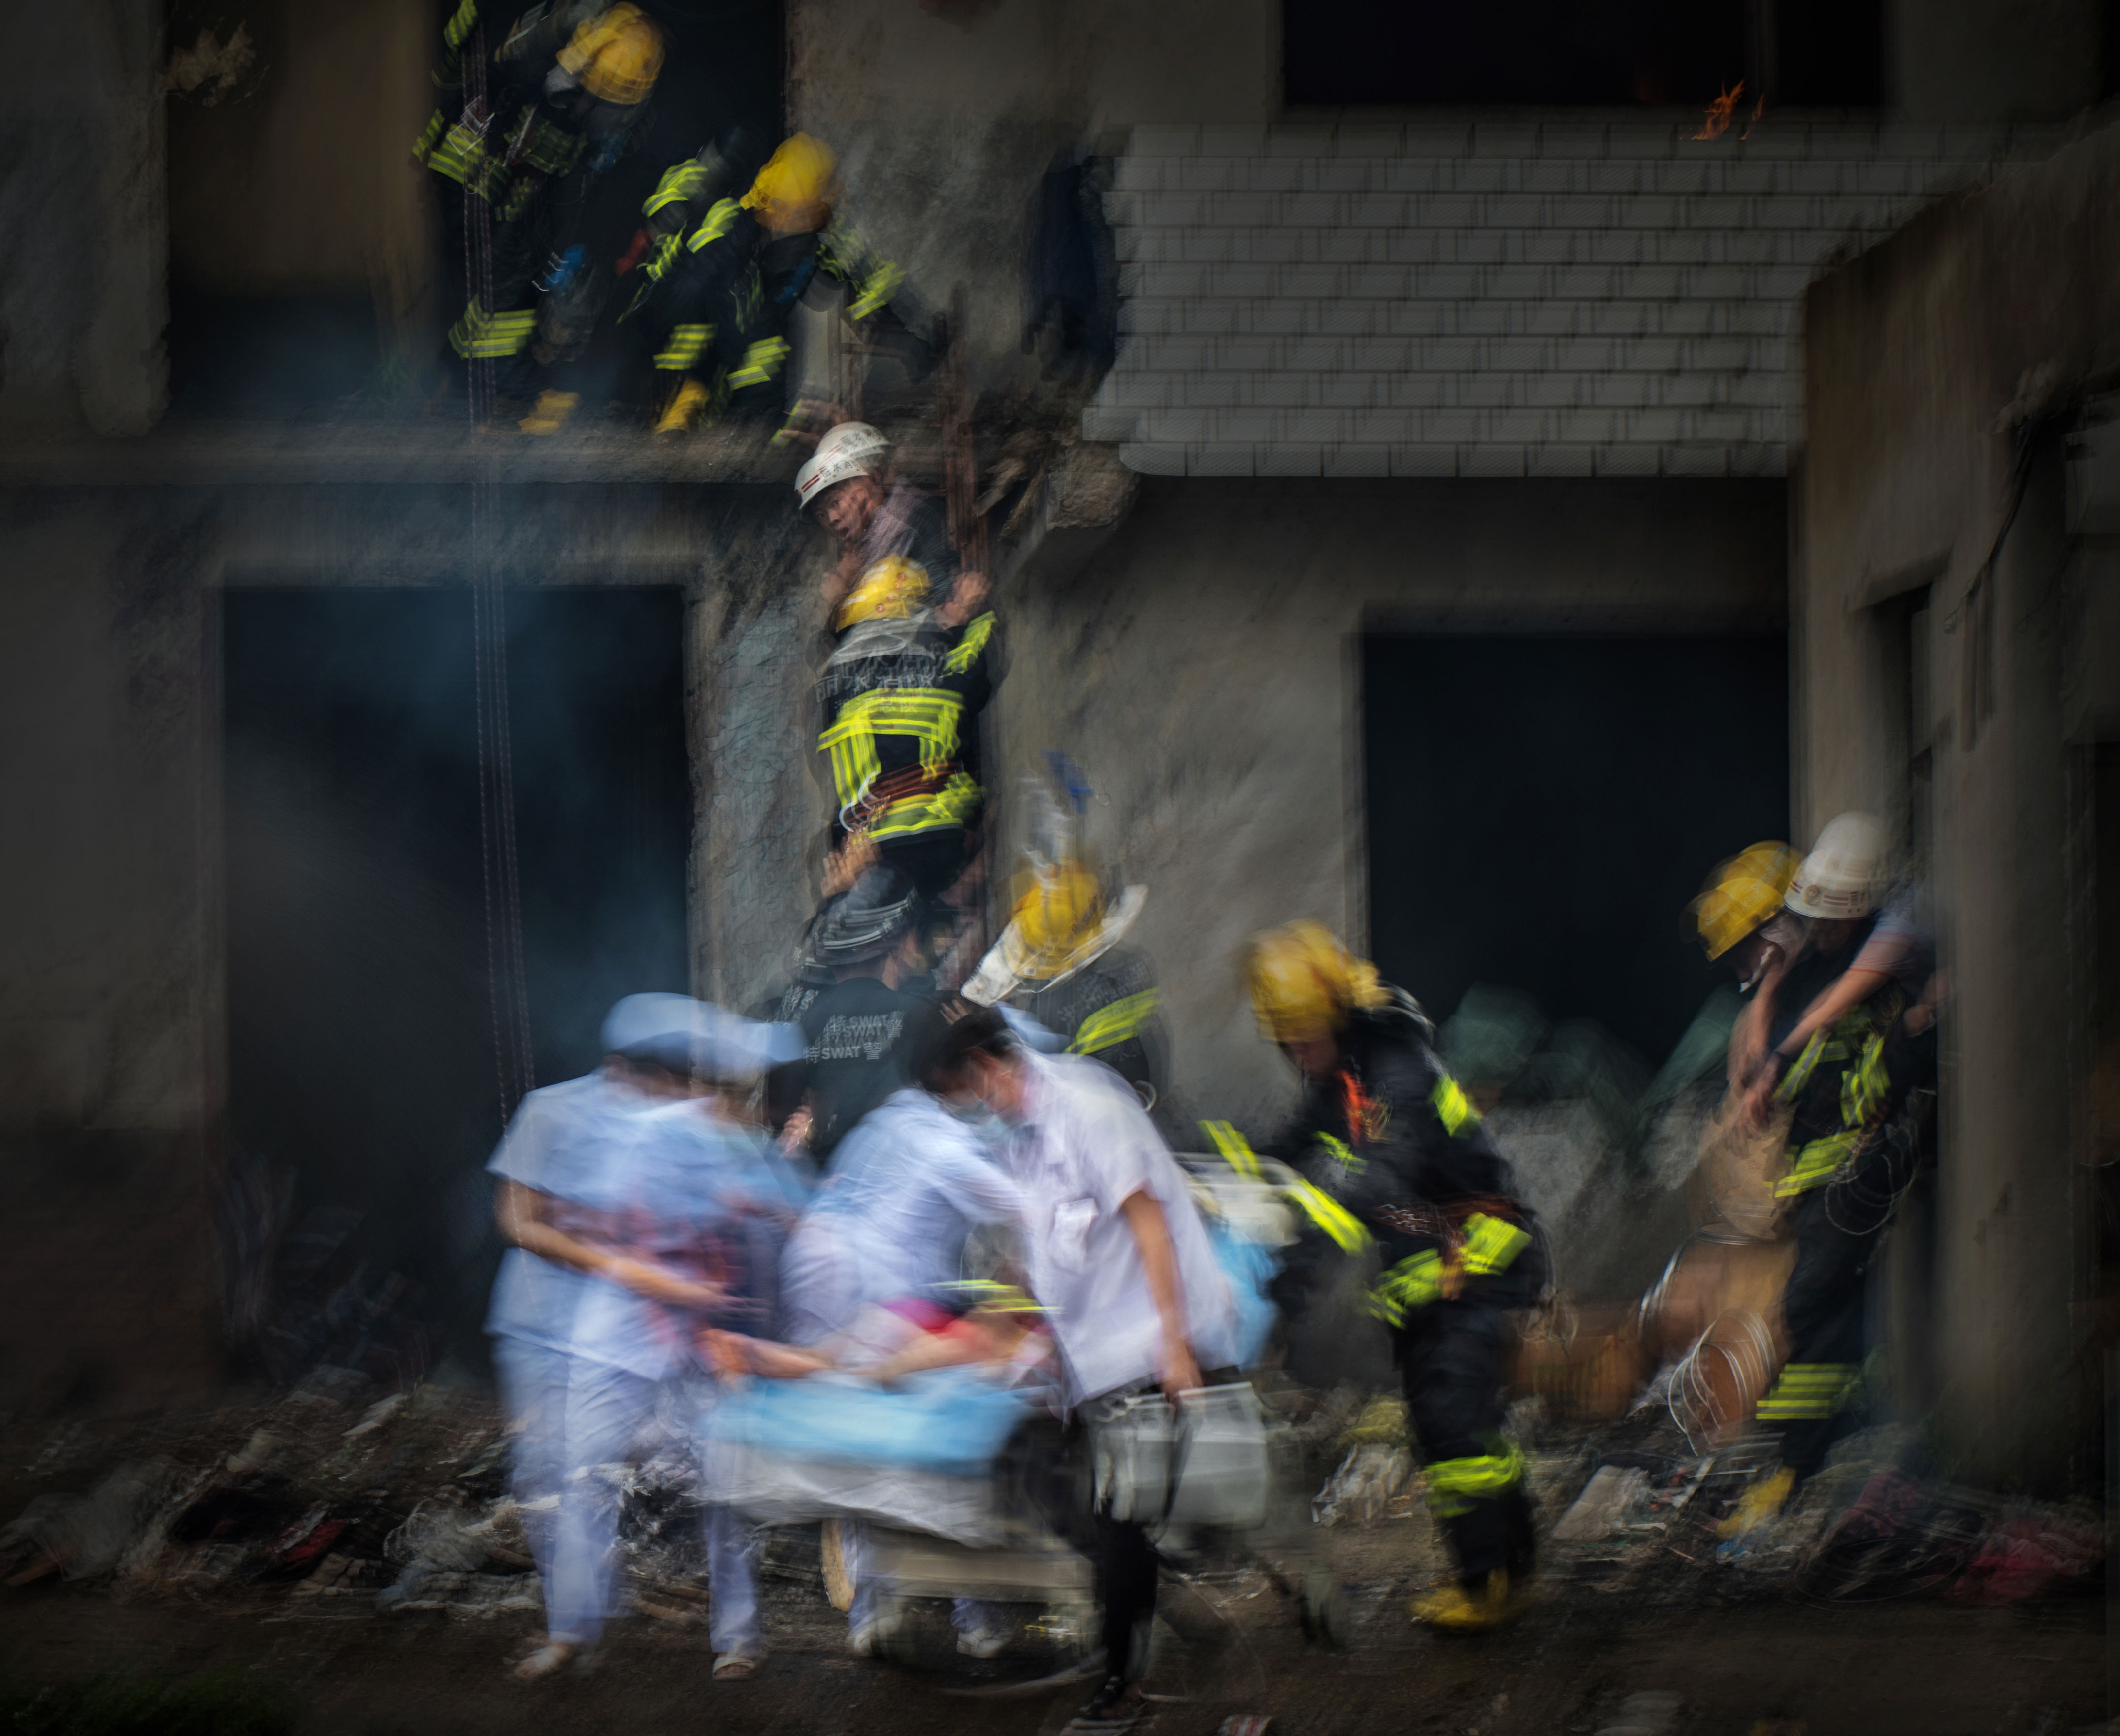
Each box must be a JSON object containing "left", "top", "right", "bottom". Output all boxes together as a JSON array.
[
  {"left": 1716, "top": 1466, "right": 1795, "bottom": 1539},
  {"left": 518, "top": 390, "right": 579, "bottom": 435},
  {"left": 1409, "top": 1569, "right": 1518, "bottom": 1632},
  {"left": 654, "top": 375, "right": 710, "bottom": 435}
]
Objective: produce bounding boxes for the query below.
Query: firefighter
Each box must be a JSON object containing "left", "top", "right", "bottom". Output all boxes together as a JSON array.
[
  {"left": 412, "top": 1, "right": 664, "bottom": 413},
  {"left": 962, "top": 859, "right": 1165, "bottom": 1117},
  {"left": 642, "top": 134, "right": 930, "bottom": 435},
  {"left": 1688, "top": 840, "right": 1803, "bottom": 1090},
  {"left": 796, "top": 420, "right": 987, "bottom": 625},
  {"left": 1722, "top": 813, "right": 1940, "bottom": 1531},
  {"left": 799, "top": 426, "right": 997, "bottom": 906},
  {"left": 1243, "top": 922, "right": 1544, "bottom": 1632}
]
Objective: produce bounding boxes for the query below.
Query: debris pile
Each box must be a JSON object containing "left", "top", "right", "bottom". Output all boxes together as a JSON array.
[
  {"left": 1535, "top": 1422, "right": 2104, "bottom": 1605},
  {"left": 0, "top": 1367, "right": 737, "bottom": 1628}
]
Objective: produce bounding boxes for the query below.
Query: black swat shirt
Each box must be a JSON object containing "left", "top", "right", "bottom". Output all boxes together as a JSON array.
[{"left": 798, "top": 975, "right": 914, "bottom": 1166}]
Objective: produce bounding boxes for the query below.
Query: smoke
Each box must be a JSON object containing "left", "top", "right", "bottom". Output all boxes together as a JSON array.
[{"left": 222, "top": 586, "right": 691, "bottom": 1352}]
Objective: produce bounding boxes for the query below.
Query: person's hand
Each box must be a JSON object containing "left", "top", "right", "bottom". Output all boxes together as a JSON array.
[
  {"left": 1157, "top": 1337, "right": 1201, "bottom": 1406},
  {"left": 604, "top": 1257, "right": 724, "bottom": 1312},
  {"left": 935, "top": 570, "right": 991, "bottom": 630},
  {"left": 1728, "top": 1030, "right": 1763, "bottom": 1093},
  {"left": 821, "top": 832, "right": 878, "bottom": 897},
  {"left": 1740, "top": 1067, "right": 1778, "bottom": 1130},
  {"left": 777, "top": 1105, "right": 814, "bottom": 1156},
  {"left": 698, "top": 1328, "right": 751, "bottom": 1382},
  {"left": 820, "top": 545, "right": 865, "bottom": 609}
]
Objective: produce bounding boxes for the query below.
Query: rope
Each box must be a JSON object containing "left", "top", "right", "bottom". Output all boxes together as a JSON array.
[
  {"left": 461, "top": 18, "right": 535, "bottom": 1126},
  {"left": 1668, "top": 1308, "right": 1776, "bottom": 1453}
]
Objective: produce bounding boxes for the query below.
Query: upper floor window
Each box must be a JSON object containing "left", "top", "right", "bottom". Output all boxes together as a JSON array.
[{"left": 1284, "top": 0, "right": 1883, "bottom": 109}]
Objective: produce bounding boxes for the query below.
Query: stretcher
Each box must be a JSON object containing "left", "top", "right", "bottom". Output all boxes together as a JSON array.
[{"left": 696, "top": 1169, "right": 1346, "bottom": 1672}]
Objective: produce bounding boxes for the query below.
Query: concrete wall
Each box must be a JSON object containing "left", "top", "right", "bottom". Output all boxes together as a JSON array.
[
  {"left": 995, "top": 475, "right": 1788, "bottom": 1137},
  {"left": 785, "top": 0, "right": 1275, "bottom": 389},
  {"left": 1896, "top": 0, "right": 2106, "bottom": 121},
  {"left": 167, "top": 0, "right": 433, "bottom": 356},
  {"left": 0, "top": 476, "right": 814, "bottom": 1409},
  {"left": 0, "top": 463, "right": 1781, "bottom": 1400},
  {"left": 0, "top": 0, "right": 166, "bottom": 434},
  {"left": 1800, "top": 117, "right": 2120, "bottom": 1487},
  {"left": 0, "top": 491, "right": 219, "bottom": 1407}
]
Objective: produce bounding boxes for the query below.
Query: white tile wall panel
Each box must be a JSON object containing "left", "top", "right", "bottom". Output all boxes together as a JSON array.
[{"left": 1086, "top": 114, "right": 2064, "bottom": 478}]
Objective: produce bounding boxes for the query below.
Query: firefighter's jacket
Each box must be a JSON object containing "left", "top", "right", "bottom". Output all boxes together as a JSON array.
[
  {"left": 636, "top": 192, "right": 910, "bottom": 392},
  {"left": 412, "top": 0, "right": 587, "bottom": 225},
  {"left": 1024, "top": 945, "right": 1166, "bottom": 1104},
  {"left": 814, "top": 610, "right": 997, "bottom": 845},
  {"left": 1260, "top": 999, "right": 1539, "bottom": 1328}
]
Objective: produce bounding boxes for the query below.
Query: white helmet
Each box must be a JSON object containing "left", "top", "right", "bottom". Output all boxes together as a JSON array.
[
  {"left": 1785, "top": 810, "right": 1889, "bottom": 920},
  {"left": 794, "top": 421, "right": 889, "bottom": 510}
]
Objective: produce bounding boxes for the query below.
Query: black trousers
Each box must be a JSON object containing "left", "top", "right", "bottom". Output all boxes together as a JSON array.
[
  {"left": 1395, "top": 1271, "right": 1539, "bottom": 1585},
  {"left": 1770, "top": 1186, "right": 1878, "bottom": 1476},
  {"left": 1765, "top": 1029, "right": 1937, "bottom": 1478},
  {"left": 1084, "top": 1508, "right": 1159, "bottom": 1678},
  {"left": 1768, "top": 1089, "right": 1934, "bottom": 1475},
  {"left": 1005, "top": 1375, "right": 1241, "bottom": 1682}
]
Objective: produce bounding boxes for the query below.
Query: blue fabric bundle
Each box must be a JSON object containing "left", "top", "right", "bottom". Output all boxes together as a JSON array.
[
  {"left": 1208, "top": 1218, "right": 1278, "bottom": 1370},
  {"left": 701, "top": 1367, "right": 1033, "bottom": 1478}
]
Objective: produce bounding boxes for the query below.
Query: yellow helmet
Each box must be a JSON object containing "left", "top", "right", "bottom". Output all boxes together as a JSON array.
[
  {"left": 1010, "top": 862, "right": 1105, "bottom": 982},
  {"left": 560, "top": 4, "right": 665, "bottom": 106},
  {"left": 1689, "top": 842, "right": 1800, "bottom": 960},
  {"left": 741, "top": 133, "right": 838, "bottom": 233},
  {"left": 833, "top": 555, "right": 930, "bottom": 632},
  {"left": 1243, "top": 921, "right": 1388, "bottom": 1042}
]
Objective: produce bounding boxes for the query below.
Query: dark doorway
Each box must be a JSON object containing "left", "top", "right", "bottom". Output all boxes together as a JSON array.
[
  {"left": 1363, "top": 633, "right": 1788, "bottom": 1069},
  {"left": 222, "top": 588, "right": 690, "bottom": 1371}
]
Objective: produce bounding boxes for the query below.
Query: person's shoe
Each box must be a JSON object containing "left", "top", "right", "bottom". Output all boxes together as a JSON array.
[
  {"left": 653, "top": 376, "right": 711, "bottom": 435},
  {"left": 1408, "top": 1569, "right": 1519, "bottom": 1632},
  {"left": 1065, "top": 1675, "right": 1148, "bottom": 1732},
  {"left": 518, "top": 390, "right": 579, "bottom": 435},
  {"left": 711, "top": 1648, "right": 764, "bottom": 1680},
  {"left": 848, "top": 1609, "right": 902, "bottom": 1658},
  {"left": 510, "top": 1641, "right": 579, "bottom": 1682},
  {"left": 1716, "top": 1466, "right": 1795, "bottom": 1540}
]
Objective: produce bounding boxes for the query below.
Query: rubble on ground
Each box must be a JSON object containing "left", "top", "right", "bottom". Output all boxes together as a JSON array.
[{"left": 0, "top": 1371, "right": 2101, "bottom": 1629}]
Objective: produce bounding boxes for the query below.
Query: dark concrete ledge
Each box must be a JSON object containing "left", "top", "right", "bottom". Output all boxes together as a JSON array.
[{"left": 0, "top": 416, "right": 808, "bottom": 489}]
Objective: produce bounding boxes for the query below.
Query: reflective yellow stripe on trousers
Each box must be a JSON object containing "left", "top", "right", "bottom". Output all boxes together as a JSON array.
[
  {"left": 1756, "top": 1361, "right": 1860, "bottom": 1420},
  {"left": 654, "top": 322, "right": 715, "bottom": 372},
  {"left": 449, "top": 299, "right": 535, "bottom": 359},
  {"left": 1425, "top": 1439, "right": 1524, "bottom": 1517}
]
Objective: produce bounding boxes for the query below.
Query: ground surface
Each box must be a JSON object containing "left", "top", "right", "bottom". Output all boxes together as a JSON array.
[
  {"left": 1, "top": 1523, "right": 2105, "bottom": 1736},
  {"left": 0, "top": 1385, "right": 2105, "bottom": 1736}
]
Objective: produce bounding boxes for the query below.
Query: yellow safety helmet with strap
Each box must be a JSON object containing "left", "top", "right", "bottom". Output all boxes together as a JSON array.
[
  {"left": 1243, "top": 921, "right": 1389, "bottom": 1043},
  {"left": 1689, "top": 841, "right": 1800, "bottom": 960},
  {"left": 1010, "top": 862, "right": 1105, "bottom": 982},
  {"left": 741, "top": 133, "right": 838, "bottom": 234},
  {"left": 559, "top": 4, "right": 665, "bottom": 106},
  {"left": 833, "top": 554, "right": 930, "bottom": 633}
]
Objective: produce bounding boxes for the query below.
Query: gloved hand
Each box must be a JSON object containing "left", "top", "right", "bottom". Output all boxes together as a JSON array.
[{"left": 615, "top": 227, "right": 650, "bottom": 276}]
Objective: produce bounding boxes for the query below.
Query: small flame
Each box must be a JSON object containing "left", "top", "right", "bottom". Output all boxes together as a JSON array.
[
  {"left": 1693, "top": 81, "right": 1745, "bottom": 142},
  {"left": 1741, "top": 92, "right": 1766, "bottom": 140}
]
